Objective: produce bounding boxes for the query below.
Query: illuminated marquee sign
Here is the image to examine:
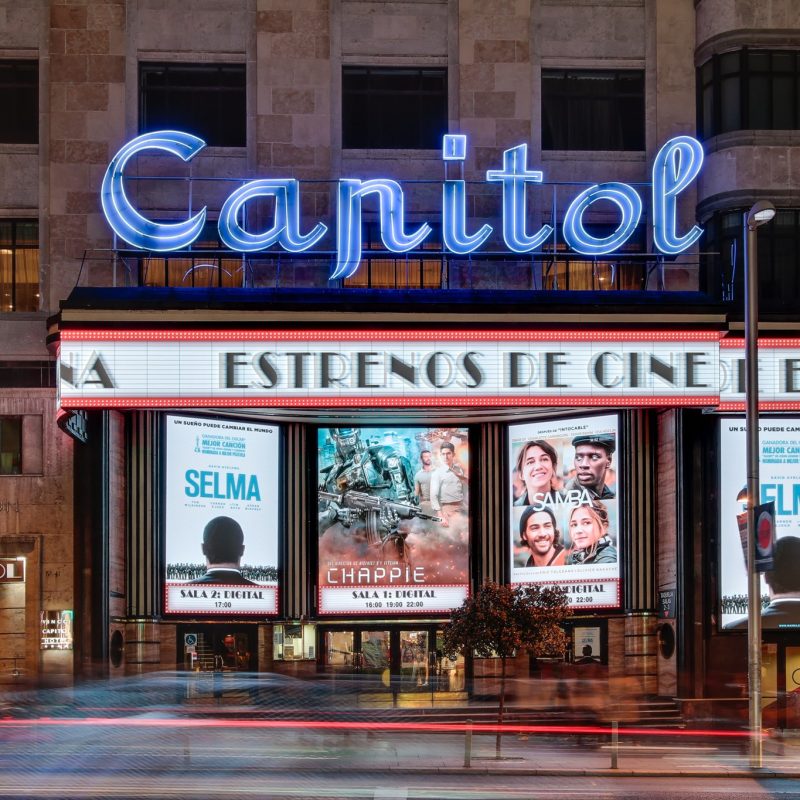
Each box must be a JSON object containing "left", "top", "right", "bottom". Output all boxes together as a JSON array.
[
  {"left": 0, "top": 557, "right": 25, "bottom": 583},
  {"left": 58, "top": 332, "right": 800, "bottom": 410},
  {"left": 101, "top": 132, "right": 704, "bottom": 279},
  {"left": 59, "top": 329, "right": 729, "bottom": 408}
]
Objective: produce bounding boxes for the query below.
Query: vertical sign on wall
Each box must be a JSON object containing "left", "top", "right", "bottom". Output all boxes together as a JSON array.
[
  {"left": 508, "top": 413, "right": 622, "bottom": 609},
  {"left": 164, "top": 415, "right": 280, "bottom": 614},
  {"left": 317, "top": 426, "right": 470, "bottom": 614}
]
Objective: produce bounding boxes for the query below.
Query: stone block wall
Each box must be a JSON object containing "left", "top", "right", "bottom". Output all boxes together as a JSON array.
[{"left": 0, "top": 391, "right": 73, "bottom": 685}]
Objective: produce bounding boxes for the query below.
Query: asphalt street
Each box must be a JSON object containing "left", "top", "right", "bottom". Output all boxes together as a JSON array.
[{"left": 1, "top": 718, "right": 800, "bottom": 799}]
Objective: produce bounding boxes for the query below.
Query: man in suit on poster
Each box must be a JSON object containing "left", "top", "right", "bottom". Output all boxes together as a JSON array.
[{"left": 189, "top": 516, "right": 259, "bottom": 585}]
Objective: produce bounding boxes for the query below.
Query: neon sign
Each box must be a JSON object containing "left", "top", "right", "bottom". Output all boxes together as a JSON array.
[{"left": 101, "top": 131, "right": 704, "bottom": 279}]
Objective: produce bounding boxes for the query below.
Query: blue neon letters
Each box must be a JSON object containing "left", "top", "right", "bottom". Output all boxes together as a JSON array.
[
  {"left": 486, "top": 144, "right": 552, "bottom": 253},
  {"left": 652, "top": 136, "right": 704, "bottom": 254},
  {"left": 219, "top": 179, "right": 327, "bottom": 253},
  {"left": 100, "top": 130, "right": 208, "bottom": 251},
  {"left": 101, "top": 131, "right": 704, "bottom": 278},
  {"left": 563, "top": 183, "right": 643, "bottom": 256}
]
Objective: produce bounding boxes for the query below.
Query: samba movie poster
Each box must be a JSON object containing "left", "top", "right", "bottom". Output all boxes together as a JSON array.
[
  {"left": 317, "top": 426, "right": 470, "bottom": 614},
  {"left": 164, "top": 415, "right": 280, "bottom": 614},
  {"left": 719, "top": 418, "right": 800, "bottom": 630},
  {"left": 508, "top": 414, "right": 622, "bottom": 609}
]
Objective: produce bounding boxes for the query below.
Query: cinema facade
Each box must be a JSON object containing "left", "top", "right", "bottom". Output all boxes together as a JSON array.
[{"left": 19, "top": 120, "right": 786, "bottom": 726}]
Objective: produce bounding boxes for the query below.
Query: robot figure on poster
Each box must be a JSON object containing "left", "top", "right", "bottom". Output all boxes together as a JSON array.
[{"left": 318, "top": 428, "right": 439, "bottom": 561}]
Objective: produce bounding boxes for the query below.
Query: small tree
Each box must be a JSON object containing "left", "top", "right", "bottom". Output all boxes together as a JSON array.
[{"left": 442, "top": 582, "right": 570, "bottom": 758}]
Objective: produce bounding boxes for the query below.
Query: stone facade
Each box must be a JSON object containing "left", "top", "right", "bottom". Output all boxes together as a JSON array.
[{"left": 0, "top": 0, "right": 797, "bottom": 691}]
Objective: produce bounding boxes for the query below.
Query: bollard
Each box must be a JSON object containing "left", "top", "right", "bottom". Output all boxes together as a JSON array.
[
  {"left": 464, "top": 719, "right": 472, "bottom": 768},
  {"left": 610, "top": 720, "right": 619, "bottom": 769}
]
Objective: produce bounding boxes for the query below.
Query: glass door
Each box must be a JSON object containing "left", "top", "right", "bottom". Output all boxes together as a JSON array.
[
  {"left": 784, "top": 646, "right": 800, "bottom": 729},
  {"left": 359, "top": 630, "right": 391, "bottom": 675},
  {"left": 399, "top": 631, "right": 429, "bottom": 689},
  {"left": 323, "top": 630, "right": 355, "bottom": 673}
]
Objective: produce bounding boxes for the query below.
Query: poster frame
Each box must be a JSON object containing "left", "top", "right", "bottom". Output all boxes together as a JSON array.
[
  {"left": 312, "top": 423, "right": 474, "bottom": 618},
  {"left": 505, "top": 410, "right": 624, "bottom": 612},
  {"left": 716, "top": 413, "right": 800, "bottom": 633},
  {"left": 159, "top": 411, "right": 284, "bottom": 618}
]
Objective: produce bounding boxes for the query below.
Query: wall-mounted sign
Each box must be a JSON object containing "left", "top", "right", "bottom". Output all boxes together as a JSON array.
[
  {"left": 60, "top": 332, "right": 800, "bottom": 411},
  {"left": 164, "top": 415, "right": 280, "bottom": 615},
  {"left": 573, "top": 626, "right": 603, "bottom": 663},
  {"left": 0, "top": 557, "right": 25, "bottom": 583},
  {"left": 100, "top": 131, "right": 703, "bottom": 280},
  {"left": 718, "top": 340, "right": 800, "bottom": 410},
  {"left": 658, "top": 589, "right": 676, "bottom": 619},
  {"left": 40, "top": 610, "right": 74, "bottom": 650},
  {"left": 316, "top": 426, "right": 470, "bottom": 615},
  {"left": 509, "top": 413, "right": 622, "bottom": 609},
  {"left": 720, "top": 418, "right": 800, "bottom": 630},
  {"left": 59, "top": 329, "right": 726, "bottom": 408}
]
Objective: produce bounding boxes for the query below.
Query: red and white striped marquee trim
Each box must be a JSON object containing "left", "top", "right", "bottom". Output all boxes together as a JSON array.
[{"left": 60, "top": 328, "right": 723, "bottom": 343}]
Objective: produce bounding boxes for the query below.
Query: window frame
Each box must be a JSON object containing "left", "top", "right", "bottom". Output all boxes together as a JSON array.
[
  {"left": 541, "top": 69, "right": 645, "bottom": 152},
  {"left": 704, "top": 207, "right": 800, "bottom": 309},
  {"left": 0, "top": 219, "right": 39, "bottom": 313},
  {"left": 138, "top": 62, "right": 247, "bottom": 148},
  {"left": 342, "top": 65, "right": 448, "bottom": 150},
  {"left": 697, "top": 48, "right": 800, "bottom": 138},
  {"left": 0, "top": 416, "right": 22, "bottom": 475},
  {"left": 0, "top": 60, "right": 38, "bottom": 144}
]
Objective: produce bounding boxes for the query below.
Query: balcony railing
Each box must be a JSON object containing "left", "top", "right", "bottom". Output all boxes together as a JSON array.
[{"left": 76, "top": 248, "right": 709, "bottom": 294}]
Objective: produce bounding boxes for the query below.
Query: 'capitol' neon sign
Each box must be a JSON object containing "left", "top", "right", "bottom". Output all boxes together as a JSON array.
[{"left": 100, "top": 131, "right": 704, "bottom": 281}]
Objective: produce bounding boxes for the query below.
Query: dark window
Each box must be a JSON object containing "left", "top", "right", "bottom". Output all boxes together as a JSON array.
[
  {"left": 542, "top": 70, "right": 645, "bottom": 151},
  {"left": 0, "top": 417, "right": 21, "bottom": 475},
  {"left": 342, "top": 67, "right": 447, "bottom": 149},
  {"left": 704, "top": 208, "right": 800, "bottom": 309},
  {"left": 698, "top": 49, "right": 800, "bottom": 138},
  {"left": 0, "top": 220, "right": 39, "bottom": 312},
  {"left": 139, "top": 63, "right": 246, "bottom": 147},
  {"left": 0, "top": 61, "right": 37, "bottom": 144}
]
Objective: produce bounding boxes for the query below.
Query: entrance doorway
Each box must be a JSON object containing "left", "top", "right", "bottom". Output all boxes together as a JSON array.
[
  {"left": 319, "top": 625, "right": 465, "bottom": 692},
  {"left": 176, "top": 624, "right": 257, "bottom": 672},
  {"left": 762, "top": 637, "right": 800, "bottom": 729}
]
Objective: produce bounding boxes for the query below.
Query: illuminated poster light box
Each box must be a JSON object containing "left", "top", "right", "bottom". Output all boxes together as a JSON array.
[
  {"left": 100, "top": 131, "right": 704, "bottom": 280},
  {"left": 40, "top": 610, "right": 74, "bottom": 650},
  {"left": 509, "top": 413, "right": 622, "bottom": 610},
  {"left": 164, "top": 415, "right": 280, "bottom": 615},
  {"left": 316, "top": 425, "right": 470, "bottom": 615}
]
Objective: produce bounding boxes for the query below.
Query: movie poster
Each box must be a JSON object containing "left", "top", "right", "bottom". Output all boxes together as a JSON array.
[
  {"left": 317, "top": 427, "right": 470, "bottom": 614},
  {"left": 720, "top": 418, "right": 800, "bottom": 630},
  {"left": 164, "top": 415, "right": 280, "bottom": 614},
  {"left": 509, "top": 414, "right": 621, "bottom": 609}
]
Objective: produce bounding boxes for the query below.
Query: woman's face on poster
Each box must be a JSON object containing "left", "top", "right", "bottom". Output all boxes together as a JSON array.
[
  {"left": 569, "top": 507, "right": 604, "bottom": 550},
  {"left": 523, "top": 445, "right": 554, "bottom": 494}
]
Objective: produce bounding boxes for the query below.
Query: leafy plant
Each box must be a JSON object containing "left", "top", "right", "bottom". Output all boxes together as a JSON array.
[{"left": 442, "top": 582, "right": 570, "bottom": 757}]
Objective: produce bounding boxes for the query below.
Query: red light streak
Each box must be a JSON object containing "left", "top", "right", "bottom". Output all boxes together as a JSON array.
[{"left": 0, "top": 717, "right": 756, "bottom": 738}]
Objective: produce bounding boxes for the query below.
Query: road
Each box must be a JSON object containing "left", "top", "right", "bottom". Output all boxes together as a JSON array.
[{"left": 1, "top": 715, "right": 799, "bottom": 799}]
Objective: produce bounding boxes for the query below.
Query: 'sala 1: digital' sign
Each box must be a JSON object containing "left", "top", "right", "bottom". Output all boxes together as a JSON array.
[{"left": 101, "top": 131, "right": 704, "bottom": 281}]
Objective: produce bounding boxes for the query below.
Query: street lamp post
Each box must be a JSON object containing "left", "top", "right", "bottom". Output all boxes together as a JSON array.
[{"left": 743, "top": 200, "right": 775, "bottom": 769}]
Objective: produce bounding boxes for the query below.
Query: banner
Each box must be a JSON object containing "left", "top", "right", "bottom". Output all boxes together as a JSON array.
[
  {"left": 164, "top": 415, "right": 280, "bottom": 614},
  {"left": 317, "top": 426, "right": 470, "bottom": 614},
  {"left": 509, "top": 413, "right": 621, "bottom": 609},
  {"left": 58, "top": 329, "right": 721, "bottom": 408},
  {"left": 720, "top": 419, "right": 800, "bottom": 629}
]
